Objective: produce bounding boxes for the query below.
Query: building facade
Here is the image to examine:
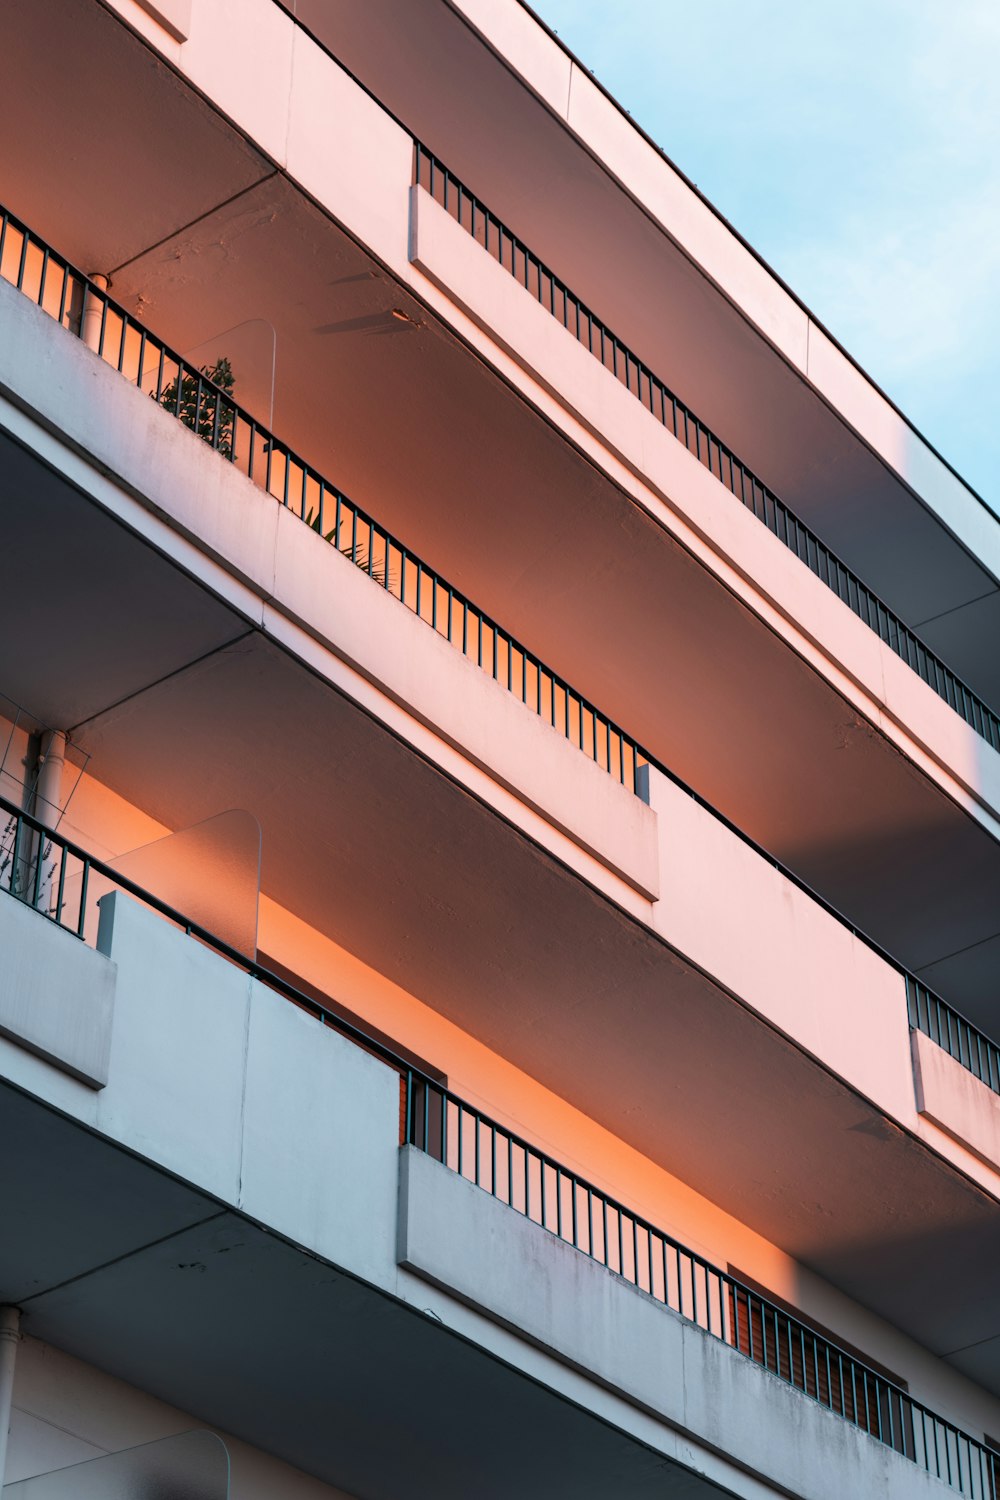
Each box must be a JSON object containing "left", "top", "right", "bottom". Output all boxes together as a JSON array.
[{"left": 1, "top": 2, "right": 999, "bottom": 1497}]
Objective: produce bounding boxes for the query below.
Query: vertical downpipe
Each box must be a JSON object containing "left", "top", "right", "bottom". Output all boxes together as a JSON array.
[
  {"left": 34, "top": 731, "right": 65, "bottom": 830},
  {"left": 32, "top": 730, "right": 65, "bottom": 914},
  {"left": 0, "top": 1306, "right": 21, "bottom": 1487},
  {"left": 80, "top": 273, "right": 109, "bottom": 353}
]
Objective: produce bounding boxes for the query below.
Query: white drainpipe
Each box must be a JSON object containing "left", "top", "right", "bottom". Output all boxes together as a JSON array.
[
  {"left": 34, "top": 731, "right": 66, "bottom": 830},
  {"left": 31, "top": 730, "right": 65, "bottom": 914},
  {"left": 80, "top": 273, "right": 109, "bottom": 353},
  {"left": 0, "top": 1305, "right": 21, "bottom": 1488}
]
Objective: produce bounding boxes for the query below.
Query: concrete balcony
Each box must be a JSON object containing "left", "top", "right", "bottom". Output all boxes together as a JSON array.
[
  {"left": 1, "top": 879, "right": 996, "bottom": 1500},
  {"left": 2, "top": 205, "right": 1000, "bottom": 1401},
  {"left": 4, "top": 186, "right": 1000, "bottom": 1047},
  {"left": 2, "top": 211, "right": 1000, "bottom": 1407},
  {"left": 292, "top": 0, "right": 1000, "bottom": 709}
]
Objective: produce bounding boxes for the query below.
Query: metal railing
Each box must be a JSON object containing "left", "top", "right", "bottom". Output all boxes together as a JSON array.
[
  {"left": 404, "top": 1073, "right": 999, "bottom": 1498},
  {"left": 1, "top": 791, "right": 994, "bottom": 1495},
  {"left": 3, "top": 203, "right": 999, "bottom": 1097},
  {"left": 907, "top": 976, "right": 1000, "bottom": 1096},
  {"left": 0, "top": 203, "right": 643, "bottom": 795},
  {"left": 414, "top": 144, "right": 1000, "bottom": 758}
]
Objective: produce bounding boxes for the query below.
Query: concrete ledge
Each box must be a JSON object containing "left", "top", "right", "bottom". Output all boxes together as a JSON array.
[
  {"left": 133, "top": 0, "right": 191, "bottom": 42},
  {"left": 0, "top": 277, "right": 278, "bottom": 608},
  {"left": 0, "top": 891, "right": 116, "bottom": 1088},
  {"left": 397, "top": 1144, "right": 952, "bottom": 1500},
  {"left": 645, "top": 767, "right": 915, "bottom": 1126},
  {"left": 912, "top": 1028, "right": 1000, "bottom": 1172}
]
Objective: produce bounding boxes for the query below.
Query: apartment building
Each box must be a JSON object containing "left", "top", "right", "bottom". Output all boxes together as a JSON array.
[{"left": 1, "top": 2, "right": 999, "bottom": 1496}]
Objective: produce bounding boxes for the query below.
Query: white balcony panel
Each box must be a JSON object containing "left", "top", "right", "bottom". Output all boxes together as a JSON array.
[
  {"left": 0, "top": 890, "right": 403, "bottom": 1270},
  {"left": 0, "top": 895, "right": 115, "bottom": 1088},
  {"left": 270, "top": 503, "right": 658, "bottom": 899},
  {"left": 645, "top": 767, "right": 915, "bottom": 1129},
  {"left": 398, "top": 1144, "right": 952, "bottom": 1500},
  {"left": 645, "top": 765, "right": 1000, "bottom": 1205},
  {"left": 912, "top": 1028, "right": 1000, "bottom": 1174}
]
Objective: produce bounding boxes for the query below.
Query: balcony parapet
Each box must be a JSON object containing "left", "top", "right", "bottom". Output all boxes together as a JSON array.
[
  {"left": 910, "top": 998, "right": 1000, "bottom": 1171},
  {"left": 398, "top": 1138, "right": 993, "bottom": 1500}
]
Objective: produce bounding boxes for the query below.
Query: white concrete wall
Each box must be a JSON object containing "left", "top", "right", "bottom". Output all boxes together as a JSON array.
[
  {"left": 270, "top": 503, "right": 658, "bottom": 899},
  {"left": 646, "top": 767, "right": 913, "bottom": 1121},
  {"left": 912, "top": 1029, "right": 1000, "bottom": 1173},
  {"left": 0, "top": 891, "right": 400, "bottom": 1282},
  {"left": 5, "top": 1335, "right": 357, "bottom": 1499},
  {"left": 0, "top": 894, "right": 115, "bottom": 1088}
]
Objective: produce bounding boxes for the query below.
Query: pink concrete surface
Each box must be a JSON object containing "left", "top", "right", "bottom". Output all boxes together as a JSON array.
[
  {"left": 132, "top": 0, "right": 190, "bottom": 42},
  {"left": 270, "top": 502, "right": 660, "bottom": 900},
  {"left": 645, "top": 766, "right": 916, "bottom": 1127},
  {"left": 912, "top": 1028, "right": 1000, "bottom": 1173}
]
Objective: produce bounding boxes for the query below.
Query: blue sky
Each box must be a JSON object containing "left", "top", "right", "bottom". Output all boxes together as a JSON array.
[{"left": 530, "top": 0, "right": 1000, "bottom": 514}]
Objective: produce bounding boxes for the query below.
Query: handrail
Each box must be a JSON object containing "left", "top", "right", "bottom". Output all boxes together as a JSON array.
[
  {"left": 2, "top": 204, "right": 996, "bottom": 1096},
  {"left": 413, "top": 144, "right": 1000, "bottom": 759},
  {"left": 1, "top": 791, "right": 994, "bottom": 1495},
  {"left": 405, "top": 1073, "right": 997, "bottom": 1497}
]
